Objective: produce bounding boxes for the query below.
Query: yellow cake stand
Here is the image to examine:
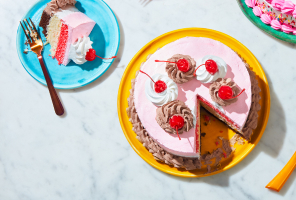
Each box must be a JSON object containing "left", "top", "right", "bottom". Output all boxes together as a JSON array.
[{"left": 117, "top": 28, "right": 270, "bottom": 177}]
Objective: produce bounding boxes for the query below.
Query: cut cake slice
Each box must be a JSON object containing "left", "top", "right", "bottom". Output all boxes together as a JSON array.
[{"left": 46, "top": 8, "right": 95, "bottom": 65}]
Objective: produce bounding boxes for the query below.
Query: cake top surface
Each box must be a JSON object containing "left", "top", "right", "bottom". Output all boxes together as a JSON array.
[{"left": 133, "top": 37, "right": 252, "bottom": 157}]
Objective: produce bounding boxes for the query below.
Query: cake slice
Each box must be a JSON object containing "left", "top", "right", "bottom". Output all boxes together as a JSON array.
[
  {"left": 38, "top": 0, "right": 116, "bottom": 66},
  {"left": 46, "top": 8, "right": 95, "bottom": 65}
]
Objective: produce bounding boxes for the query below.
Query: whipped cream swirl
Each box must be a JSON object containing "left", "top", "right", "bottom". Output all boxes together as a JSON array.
[
  {"left": 69, "top": 36, "right": 93, "bottom": 65},
  {"left": 195, "top": 55, "right": 228, "bottom": 83},
  {"left": 145, "top": 74, "right": 178, "bottom": 107}
]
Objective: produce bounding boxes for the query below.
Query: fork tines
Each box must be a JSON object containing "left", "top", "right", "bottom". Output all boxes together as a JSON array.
[{"left": 20, "top": 18, "right": 41, "bottom": 44}]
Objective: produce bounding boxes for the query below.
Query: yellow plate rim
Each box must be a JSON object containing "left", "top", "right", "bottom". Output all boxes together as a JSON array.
[{"left": 117, "top": 28, "right": 270, "bottom": 178}]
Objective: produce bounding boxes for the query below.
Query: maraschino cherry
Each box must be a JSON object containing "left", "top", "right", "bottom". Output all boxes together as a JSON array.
[
  {"left": 193, "top": 59, "right": 218, "bottom": 76},
  {"left": 155, "top": 59, "right": 190, "bottom": 72},
  {"left": 85, "top": 48, "right": 117, "bottom": 61},
  {"left": 139, "top": 70, "right": 167, "bottom": 93},
  {"left": 169, "top": 115, "right": 185, "bottom": 140},
  {"left": 218, "top": 85, "right": 246, "bottom": 100}
]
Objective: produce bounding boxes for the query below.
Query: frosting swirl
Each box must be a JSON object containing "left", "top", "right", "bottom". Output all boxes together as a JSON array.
[
  {"left": 245, "top": 0, "right": 256, "bottom": 7},
  {"left": 261, "top": 14, "right": 272, "bottom": 24},
  {"left": 282, "top": 1, "right": 295, "bottom": 15},
  {"left": 271, "top": 19, "right": 282, "bottom": 30},
  {"left": 155, "top": 100, "right": 194, "bottom": 134},
  {"left": 44, "top": 0, "right": 76, "bottom": 16},
  {"left": 281, "top": 23, "right": 294, "bottom": 33},
  {"left": 69, "top": 36, "right": 93, "bottom": 65},
  {"left": 253, "top": 6, "right": 263, "bottom": 16},
  {"left": 195, "top": 55, "right": 227, "bottom": 83},
  {"left": 209, "top": 78, "right": 240, "bottom": 107},
  {"left": 272, "top": 0, "right": 285, "bottom": 11},
  {"left": 48, "top": 1, "right": 59, "bottom": 14},
  {"left": 165, "top": 54, "right": 195, "bottom": 84},
  {"left": 56, "top": 0, "right": 76, "bottom": 7},
  {"left": 145, "top": 74, "right": 178, "bottom": 107}
]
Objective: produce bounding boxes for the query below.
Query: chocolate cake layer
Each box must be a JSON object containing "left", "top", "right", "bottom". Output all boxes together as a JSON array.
[{"left": 39, "top": 11, "right": 51, "bottom": 36}]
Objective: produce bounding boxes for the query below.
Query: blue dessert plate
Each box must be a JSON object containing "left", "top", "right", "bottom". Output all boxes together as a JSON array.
[{"left": 16, "top": 0, "right": 120, "bottom": 89}]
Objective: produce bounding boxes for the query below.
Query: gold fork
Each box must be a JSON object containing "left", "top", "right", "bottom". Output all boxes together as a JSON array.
[{"left": 20, "top": 18, "right": 64, "bottom": 116}]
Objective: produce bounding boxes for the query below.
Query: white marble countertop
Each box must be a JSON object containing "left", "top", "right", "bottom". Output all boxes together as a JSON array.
[{"left": 1, "top": 0, "right": 296, "bottom": 199}]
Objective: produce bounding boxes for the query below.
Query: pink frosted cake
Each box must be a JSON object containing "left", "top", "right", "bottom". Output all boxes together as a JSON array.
[
  {"left": 246, "top": 0, "right": 296, "bottom": 34},
  {"left": 127, "top": 37, "right": 261, "bottom": 170},
  {"left": 39, "top": 0, "right": 115, "bottom": 65}
]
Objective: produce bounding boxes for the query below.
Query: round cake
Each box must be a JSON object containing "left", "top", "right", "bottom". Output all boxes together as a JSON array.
[
  {"left": 246, "top": 0, "right": 296, "bottom": 34},
  {"left": 127, "top": 37, "right": 261, "bottom": 170}
]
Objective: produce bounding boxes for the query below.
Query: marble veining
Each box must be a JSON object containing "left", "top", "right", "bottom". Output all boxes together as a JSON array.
[{"left": 0, "top": 0, "right": 296, "bottom": 199}]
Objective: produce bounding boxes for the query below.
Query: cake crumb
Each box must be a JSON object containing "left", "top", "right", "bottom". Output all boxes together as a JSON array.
[
  {"left": 230, "top": 134, "right": 245, "bottom": 146},
  {"left": 23, "top": 49, "right": 31, "bottom": 54},
  {"left": 221, "top": 138, "right": 232, "bottom": 158},
  {"left": 218, "top": 136, "right": 224, "bottom": 140}
]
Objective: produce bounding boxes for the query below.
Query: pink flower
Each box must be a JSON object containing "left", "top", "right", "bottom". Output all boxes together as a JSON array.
[
  {"left": 281, "top": 23, "right": 294, "bottom": 33},
  {"left": 281, "top": 1, "right": 295, "bottom": 15},
  {"left": 245, "top": 0, "right": 256, "bottom": 8},
  {"left": 253, "top": 6, "right": 263, "bottom": 16},
  {"left": 266, "top": 0, "right": 272, "bottom": 3},
  {"left": 261, "top": 14, "right": 272, "bottom": 24},
  {"left": 270, "top": 19, "right": 282, "bottom": 30},
  {"left": 272, "top": 0, "right": 285, "bottom": 11}
]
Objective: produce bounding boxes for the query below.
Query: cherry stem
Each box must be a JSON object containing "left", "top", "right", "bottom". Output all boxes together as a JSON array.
[
  {"left": 155, "top": 60, "right": 177, "bottom": 64},
  {"left": 193, "top": 64, "right": 205, "bottom": 76},
  {"left": 231, "top": 88, "right": 246, "bottom": 99},
  {"left": 175, "top": 127, "right": 181, "bottom": 140},
  {"left": 139, "top": 70, "right": 156, "bottom": 85},
  {"left": 96, "top": 55, "right": 117, "bottom": 60}
]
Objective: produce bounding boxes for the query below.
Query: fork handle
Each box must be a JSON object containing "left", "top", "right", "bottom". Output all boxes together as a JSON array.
[{"left": 38, "top": 55, "right": 64, "bottom": 116}]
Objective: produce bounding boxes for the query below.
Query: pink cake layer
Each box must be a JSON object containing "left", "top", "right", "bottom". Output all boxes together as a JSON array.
[
  {"left": 55, "top": 10, "right": 96, "bottom": 65},
  {"left": 62, "top": 12, "right": 95, "bottom": 44},
  {"left": 134, "top": 37, "right": 252, "bottom": 157}
]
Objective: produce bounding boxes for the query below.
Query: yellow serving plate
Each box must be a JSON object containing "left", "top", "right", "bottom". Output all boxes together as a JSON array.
[{"left": 117, "top": 28, "right": 270, "bottom": 177}]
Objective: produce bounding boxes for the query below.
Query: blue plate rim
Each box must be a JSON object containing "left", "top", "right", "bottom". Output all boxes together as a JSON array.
[{"left": 16, "top": 0, "right": 120, "bottom": 90}]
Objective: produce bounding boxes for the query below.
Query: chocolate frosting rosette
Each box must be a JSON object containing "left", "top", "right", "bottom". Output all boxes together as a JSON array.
[
  {"left": 56, "top": 0, "right": 76, "bottom": 7},
  {"left": 209, "top": 78, "right": 240, "bottom": 107},
  {"left": 165, "top": 54, "right": 196, "bottom": 84},
  {"left": 155, "top": 100, "right": 194, "bottom": 134}
]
